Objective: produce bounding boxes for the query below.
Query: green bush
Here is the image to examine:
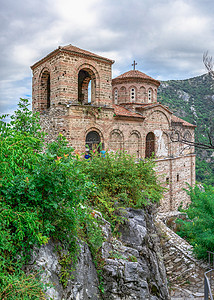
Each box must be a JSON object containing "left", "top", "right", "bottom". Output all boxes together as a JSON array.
[
  {"left": 0, "top": 99, "right": 91, "bottom": 298},
  {"left": 81, "top": 150, "right": 164, "bottom": 228},
  {"left": 0, "top": 99, "right": 164, "bottom": 297},
  {"left": 176, "top": 184, "right": 214, "bottom": 259}
]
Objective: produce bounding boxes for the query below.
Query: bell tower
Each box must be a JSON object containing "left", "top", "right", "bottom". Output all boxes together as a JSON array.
[{"left": 31, "top": 44, "right": 114, "bottom": 112}]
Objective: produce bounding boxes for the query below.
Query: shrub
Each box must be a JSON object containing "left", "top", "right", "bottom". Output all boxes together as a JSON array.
[
  {"left": 80, "top": 150, "right": 164, "bottom": 228},
  {"left": 0, "top": 99, "right": 91, "bottom": 297},
  {"left": 176, "top": 184, "right": 214, "bottom": 259}
]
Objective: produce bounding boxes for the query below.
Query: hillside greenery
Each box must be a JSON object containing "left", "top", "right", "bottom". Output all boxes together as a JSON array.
[
  {"left": 158, "top": 73, "right": 214, "bottom": 186},
  {"left": 0, "top": 99, "right": 163, "bottom": 298},
  {"left": 176, "top": 184, "right": 214, "bottom": 260}
]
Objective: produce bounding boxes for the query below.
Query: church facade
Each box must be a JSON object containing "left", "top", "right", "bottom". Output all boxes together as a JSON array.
[{"left": 31, "top": 44, "right": 196, "bottom": 212}]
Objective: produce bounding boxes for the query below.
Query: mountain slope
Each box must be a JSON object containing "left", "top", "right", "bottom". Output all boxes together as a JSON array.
[{"left": 158, "top": 73, "right": 214, "bottom": 185}]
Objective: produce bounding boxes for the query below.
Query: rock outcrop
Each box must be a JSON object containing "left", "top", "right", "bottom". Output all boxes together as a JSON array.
[{"left": 28, "top": 207, "right": 170, "bottom": 300}]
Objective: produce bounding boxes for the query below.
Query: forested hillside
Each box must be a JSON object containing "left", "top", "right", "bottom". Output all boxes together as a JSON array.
[{"left": 158, "top": 74, "right": 214, "bottom": 185}]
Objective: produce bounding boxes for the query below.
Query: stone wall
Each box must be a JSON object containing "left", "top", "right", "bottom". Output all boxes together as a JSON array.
[
  {"left": 31, "top": 45, "right": 196, "bottom": 213},
  {"left": 156, "top": 212, "right": 207, "bottom": 284}
]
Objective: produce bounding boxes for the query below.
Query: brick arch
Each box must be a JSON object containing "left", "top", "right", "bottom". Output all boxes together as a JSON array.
[
  {"left": 183, "top": 130, "right": 192, "bottom": 141},
  {"left": 109, "top": 129, "right": 124, "bottom": 151},
  {"left": 139, "top": 86, "right": 146, "bottom": 102},
  {"left": 119, "top": 86, "right": 127, "bottom": 103},
  {"left": 128, "top": 130, "right": 141, "bottom": 158},
  {"left": 77, "top": 63, "right": 100, "bottom": 105},
  {"left": 147, "top": 110, "right": 170, "bottom": 128},
  {"left": 85, "top": 127, "right": 104, "bottom": 152},
  {"left": 39, "top": 67, "right": 51, "bottom": 111}
]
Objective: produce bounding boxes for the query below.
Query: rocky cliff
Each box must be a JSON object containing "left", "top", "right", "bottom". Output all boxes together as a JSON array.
[{"left": 28, "top": 208, "right": 170, "bottom": 300}]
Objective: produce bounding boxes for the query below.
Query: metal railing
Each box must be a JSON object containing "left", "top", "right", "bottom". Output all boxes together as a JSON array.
[
  {"left": 204, "top": 251, "right": 214, "bottom": 300},
  {"left": 204, "top": 269, "right": 214, "bottom": 300}
]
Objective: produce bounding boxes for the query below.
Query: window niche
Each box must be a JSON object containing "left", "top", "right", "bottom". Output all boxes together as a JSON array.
[
  {"left": 40, "top": 70, "right": 50, "bottom": 110},
  {"left": 78, "top": 69, "right": 96, "bottom": 105}
]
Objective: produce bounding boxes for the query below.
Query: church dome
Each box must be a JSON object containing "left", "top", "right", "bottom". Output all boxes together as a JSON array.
[
  {"left": 112, "top": 70, "right": 160, "bottom": 86},
  {"left": 112, "top": 69, "right": 160, "bottom": 105}
]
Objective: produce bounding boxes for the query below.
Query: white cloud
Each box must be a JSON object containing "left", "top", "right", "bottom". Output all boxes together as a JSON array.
[{"left": 1, "top": 0, "right": 214, "bottom": 115}]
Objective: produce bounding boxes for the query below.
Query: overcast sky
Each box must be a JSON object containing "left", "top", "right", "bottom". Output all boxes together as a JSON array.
[{"left": 1, "top": 0, "right": 214, "bottom": 116}]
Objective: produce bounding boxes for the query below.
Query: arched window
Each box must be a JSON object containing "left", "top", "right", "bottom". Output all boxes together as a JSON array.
[
  {"left": 145, "top": 132, "right": 155, "bottom": 158},
  {"left": 130, "top": 87, "right": 136, "bottom": 102},
  {"left": 40, "top": 70, "right": 50, "bottom": 110},
  {"left": 114, "top": 89, "right": 118, "bottom": 104},
  {"left": 86, "top": 131, "right": 101, "bottom": 152},
  {"left": 148, "top": 89, "right": 152, "bottom": 103},
  {"left": 78, "top": 68, "right": 96, "bottom": 104}
]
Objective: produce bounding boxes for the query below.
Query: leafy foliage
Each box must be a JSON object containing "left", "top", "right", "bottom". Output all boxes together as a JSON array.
[
  {"left": 81, "top": 151, "right": 164, "bottom": 229},
  {"left": 176, "top": 185, "right": 214, "bottom": 259},
  {"left": 0, "top": 99, "right": 91, "bottom": 298},
  {"left": 0, "top": 99, "right": 164, "bottom": 297}
]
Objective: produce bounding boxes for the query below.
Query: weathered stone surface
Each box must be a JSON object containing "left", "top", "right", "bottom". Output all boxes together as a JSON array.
[
  {"left": 100, "top": 208, "right": 170, "bottom": 300},
  {"left": 28, "top": 241, "right": 101, "bottom": 300},
  {"left": 156, "top": 211, "right": 208, "bottom": 299},
  {"left": 28, "top": 207, "right": 170, "bottom": 300}
]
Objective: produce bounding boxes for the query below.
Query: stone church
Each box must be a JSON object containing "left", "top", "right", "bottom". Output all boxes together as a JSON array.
[{"left": 31, "top": 44, "right": 196, "bottom": 212}]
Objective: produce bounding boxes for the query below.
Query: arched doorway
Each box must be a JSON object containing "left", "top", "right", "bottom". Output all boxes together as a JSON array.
[
  {"left": 145, "top": 132, "right": 155, "bottom": 158},
  {"left": 85, "top": 131, "right": 101, "bottom": 151},
  {"left": 78, "top": 68, "right": 96, "bottom": 104}
]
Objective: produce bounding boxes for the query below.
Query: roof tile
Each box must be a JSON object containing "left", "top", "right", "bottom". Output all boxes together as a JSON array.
[
  {"left": 112, "top": 70, "right": 160, "bottom": 85},
  {"left": 171, "top": 115, "right": 196, "bottom": 127},
  {"left": 113, "top": 104, "right": 144, "bottom": 119}
]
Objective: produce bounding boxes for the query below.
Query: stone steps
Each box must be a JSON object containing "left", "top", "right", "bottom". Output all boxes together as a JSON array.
[{"left": 155, "top": 211, "right": 208, "bottom": 300}]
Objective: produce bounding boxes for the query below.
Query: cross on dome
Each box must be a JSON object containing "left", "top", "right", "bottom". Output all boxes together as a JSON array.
[{"left": 132, "top": 60, "right": 137, "bottom": 70}]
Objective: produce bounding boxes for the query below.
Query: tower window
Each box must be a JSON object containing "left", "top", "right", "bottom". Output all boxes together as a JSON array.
[
  {"left": 114, "top": 89, "right": 118, "bottom": 104},
  {"left": 148, "top": 89, "right": 152, "bottom": 103},
  {"left": 130, "top": 88, "right": 136, "bottom": 102},
  {"left": 78, "top": 68, "right": 96, "bottom": 105}
]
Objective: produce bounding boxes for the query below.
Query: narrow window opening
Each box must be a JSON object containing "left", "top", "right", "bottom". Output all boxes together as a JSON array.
[
  {"left": 114, "top": 89, "right": 118, "bottom": 104},
  {"left": 88, "top": 80, "right": 91, "bottom": 104},
  {"left": 130, "top": 88, "right": 136, "bottom": 102},
  {"left": 148, "top": 89, "right": 152, "bottom": 103},
  {"left": 177, "top": 174, "right": 179, "bottom": 182},
  {"left": 166, "top": 177, "right": 169, "bottom": 184},
  {"left": 47, "top": 74, "right": 50, "bottom": 108}
]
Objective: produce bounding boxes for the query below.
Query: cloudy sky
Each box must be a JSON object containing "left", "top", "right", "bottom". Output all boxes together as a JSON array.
[{"left": 1, "top": 0, "right": 214, "bottom": 116}]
